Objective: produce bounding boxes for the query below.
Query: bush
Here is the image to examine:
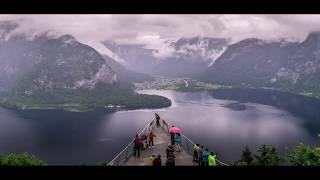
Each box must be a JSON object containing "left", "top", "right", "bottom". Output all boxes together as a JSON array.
[
  {"left": 100, "top": 161, "right": 108, "bottom": 166},
  {"left": 0, "top": 152, "right": 45, "bottom": 166},
  {"left": 286, "top": 143, "right": 320, "bottom": 166}
]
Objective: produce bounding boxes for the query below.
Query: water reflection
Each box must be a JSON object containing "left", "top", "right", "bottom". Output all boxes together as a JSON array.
[
  {"left": 0, "top": 88, "right": 319, "bottom": 164},
  {"left": 138, "top": 89, "right": 319, "bottom": 163}
]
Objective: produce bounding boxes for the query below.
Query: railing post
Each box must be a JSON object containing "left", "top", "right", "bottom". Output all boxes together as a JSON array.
[
  {"left": 117, "top": 153, "right": 121, "bottom": 166},
  {"left": 186, "top": 139, "right": 189, "bottom": 153},
  {"left": 125, "top": 145, "right": 130, "bottom": 161}
]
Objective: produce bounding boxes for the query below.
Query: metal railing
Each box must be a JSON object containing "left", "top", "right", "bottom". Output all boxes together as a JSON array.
[
  {"left": 108, "top": 117, "right": 229, "bottom": 166},
  {"left": 161, "top": 119, "right": 229, "bottom": 166},
  {"left": 107, "top": 118, "right": 155, "bottom": 166}
]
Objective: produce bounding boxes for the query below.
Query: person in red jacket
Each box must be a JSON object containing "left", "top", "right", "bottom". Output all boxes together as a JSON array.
[{"left": 148, "top": 131, "right": 156, "bottom": 148}]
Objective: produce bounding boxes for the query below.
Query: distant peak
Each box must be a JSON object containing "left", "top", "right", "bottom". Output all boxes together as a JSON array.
[
  {"left": 303, "top": 31, "right": 320, "bottom": 43},
  {"left": 241, "top": 38, "right": 263, "bottom": 42},
  {"left": 306, "top": 31, "right": 320, "bottom": 40},
  {"left": 309, "top": 31, "right": 320, "bottom": 36},
  {"left": 59, "top": 34, "right": 76, "bottom": 41},
  {"left": 0, "top": 21, "right": 19, "bottom": 40},
  {"left": 0, "top": 20, "right": 18, "bottom": 31},
  {"left": 234, "top": 38, "right": 266, "bottom": 47},
  {"left": 102, "top": 40, "right": 118, "bottom": 46}
]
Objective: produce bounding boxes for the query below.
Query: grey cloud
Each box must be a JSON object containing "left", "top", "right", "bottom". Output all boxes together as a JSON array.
[{"left": 1, "top": 15, "right": 320, "bottom": 58}]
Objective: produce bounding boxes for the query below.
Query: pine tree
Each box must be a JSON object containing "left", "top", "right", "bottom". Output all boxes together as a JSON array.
[
  {"left": 254, "top": 144, "right": 282, "bottom": 166},
  {"left": 235, "top": 145, "right": 254, "bottom": 166}
]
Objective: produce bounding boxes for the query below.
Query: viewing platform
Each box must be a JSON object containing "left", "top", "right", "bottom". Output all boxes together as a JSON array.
[{"left": 108, "top": 118, "right": 229, "bottom": 166}]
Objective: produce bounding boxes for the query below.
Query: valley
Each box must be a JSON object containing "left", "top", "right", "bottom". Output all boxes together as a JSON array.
[
  {"left": 134, "top": 77, "right": 320, "bottom": 100},
  {"left": 1, "top": 15, "right": 320, "bottom": 166},
  {"left": 134, "top": 77, "right": 227, "bottom": 92}
]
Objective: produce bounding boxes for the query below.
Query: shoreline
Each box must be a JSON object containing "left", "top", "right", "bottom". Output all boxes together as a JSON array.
[
  {"left": 0, "top": 102, "right": 172, "bottom": 113},
  {"left": 0, "top": 94, "right": 172, "bottom": 113},
  {"left": 2, "top": 86, "right": 319, "bottom": 113}
]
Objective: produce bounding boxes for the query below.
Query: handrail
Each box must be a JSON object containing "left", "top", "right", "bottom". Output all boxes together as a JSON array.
[
  {"left": 107, "top": 117, "right": 230, "bottom": 166},
  {"left": 107, "top": 118, "right": 155, "bottom": 166},
  {"left": 162, "top": 119, "right": 230, "bottom": 166}
]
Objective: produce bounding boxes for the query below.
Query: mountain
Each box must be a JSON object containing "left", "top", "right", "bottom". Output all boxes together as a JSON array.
[
  {"left": 0, "top": 21, "right": 41, "bottom": 93},
  {"left": 202, "top": 32, "right": 320, "bottom": 97},
  {"left": 102, "top": 37, "right": 229, "bottom": 77},
  {"left": 102, "top": 42, "right": 159, "bottom": 75},
  {"left": 0, "top": 21, "right": 171, "bottom": 111},
  {"left": 201, "top": 38, "right": 299, "bottom": 86},
  {"left": 273, "top": 32, "right": 320, "bottom": 92}
]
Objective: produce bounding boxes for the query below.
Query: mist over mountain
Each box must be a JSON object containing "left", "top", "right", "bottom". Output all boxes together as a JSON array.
[
  {"left": 2, "top": 15, "right": 320, "bottom": 166},
  {"left": 201, "top": 38, "right": 299, "bottom": 86},
  {"left": 102, "top": 55, "right": 153, "bottom": 83},
  {"left": 0, "top": 21, "right": 170, "bottom": 111},
  {"left": 202, "top": 32, "right": 320, "bottom": 96},
  {"left": 103, "top": 37, "right": 229, "bottom": 77},
  {"left": 2, "top": 18, "right": 320, "bottom": 111}
]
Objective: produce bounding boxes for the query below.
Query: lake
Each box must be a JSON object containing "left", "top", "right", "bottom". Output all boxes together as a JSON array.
[{"left": 0, "top": 88, "right": 320, "bottom": 165}]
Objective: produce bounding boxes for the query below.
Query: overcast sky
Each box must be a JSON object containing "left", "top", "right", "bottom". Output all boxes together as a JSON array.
[{"left": 1, "top": 15, "right": 320, "bottom": 58}]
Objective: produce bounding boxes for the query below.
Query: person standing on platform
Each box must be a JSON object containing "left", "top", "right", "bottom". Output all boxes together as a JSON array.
[
  {"left": 208, "top": 152, "right": 217, "bottom": 166},
  {"left": 202, "top": 148, "right": 210, "bottom": 166},
  {"left": 155, "top": 113, "right": 160, "bottom": 127},
  {"left": 175, "top": 133, "right": 181, "bottom": 152},
  {"left": 193, "top": 144, "right": 200, "bottom": 162},
  {"left": 198, "top": 145, "right": 204, "bottom": 166},
  {"left": 148, "top": 131, "right": 156, "bottom": 148},
  {"left": 134, "top": 134, "right": 142, "bottom": 158}
]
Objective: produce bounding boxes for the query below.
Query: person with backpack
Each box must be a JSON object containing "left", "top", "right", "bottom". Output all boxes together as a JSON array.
[
  {"left": 134, "top": 134, "right": 142, "bottom": 158},
  {"left": 148, "top": 131, "right": 156, "bottom": 148},
  {"left": 175, "top": 133, "right": 181, "bottom": 152},
  {"left": 155, "top": 113, "right": 160, "bottom": 127},
  {"left": 166, "top": 144, "right": 174, "bottom": 159},
  {"left": 166, "top": 153, "right": 175, "bottom": 166},
  {"left": 208, "top": 152, "right": 217, "bottom": 166},
  {"left": 170, "top": 129, "right": 175, "bottom": 146},
  {"left": 141, "top": 134, "right": 148, "bottom": 150},
  {"left": 193, "top": 144, "right": 200, "bottom": 162},
  {"left": 153, "top": 155, "right": 162, "bottom": 166},
  {"left": 202, "top": 148, "right": 210, "bottom": 166}
]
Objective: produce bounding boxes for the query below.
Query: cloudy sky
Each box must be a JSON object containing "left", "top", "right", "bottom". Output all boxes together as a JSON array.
[{"left": 1, "top": 15, "right": 320, "bottom": 58}]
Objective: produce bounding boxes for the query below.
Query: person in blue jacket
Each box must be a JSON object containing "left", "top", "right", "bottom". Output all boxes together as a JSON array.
[{"left": 202, "top": 148, "right": 210, "bottom": 166}]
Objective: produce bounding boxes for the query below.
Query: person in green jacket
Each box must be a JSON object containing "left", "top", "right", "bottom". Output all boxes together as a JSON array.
[{"left": 208, "top": 152, "right": 217, "bottom": 166}]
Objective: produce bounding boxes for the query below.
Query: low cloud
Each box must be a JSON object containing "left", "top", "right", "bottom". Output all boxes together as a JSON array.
[{"left": 1, "top": 15, "right": 320, "bottom": 59}]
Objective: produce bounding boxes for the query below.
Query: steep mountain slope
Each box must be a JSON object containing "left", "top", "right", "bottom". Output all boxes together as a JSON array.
[
  {"left": 0, "top": 21, "right": 42, "bottom": 92},
  {"left": 273, "top": 32, "right": 320, "bottom": 92},
  {"left": 0, "top": 21, "right": 171, "bottom": 111},
  {"left": 202, "top": 38, "right": 299, "bottom": 86},
  {"left": 202, "top": 32, "right": 320, "bottom": 98}
]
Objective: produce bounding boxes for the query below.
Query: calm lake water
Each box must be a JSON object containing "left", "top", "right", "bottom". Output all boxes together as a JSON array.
[{"left": 0, "top": 88, "right": 320, "bottom": 165}]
